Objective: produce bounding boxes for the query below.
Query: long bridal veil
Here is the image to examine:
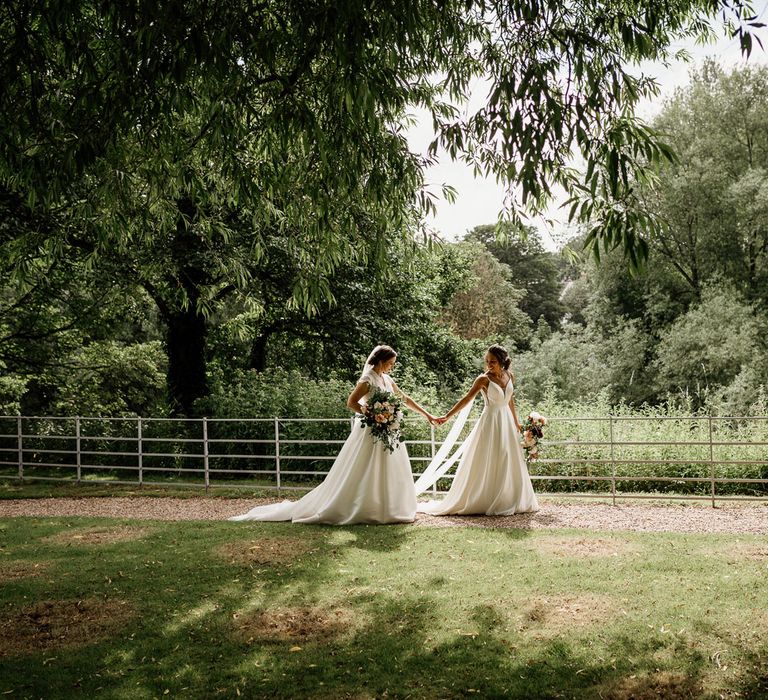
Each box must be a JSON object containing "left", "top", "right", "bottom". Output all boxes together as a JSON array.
[{"left": 413, "top": 401, "right": 474, "bottom": 494}]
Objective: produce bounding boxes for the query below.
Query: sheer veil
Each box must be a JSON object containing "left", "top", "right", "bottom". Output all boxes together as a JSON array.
[
  {"left": 361, "top": 345, "right": 382, "bottom": 375},
  {"left": 413, "top": 400, "right": 475, "bottom": 494},
  {"left": 358, "top": 345, "right": 384, "bottom": 384}
]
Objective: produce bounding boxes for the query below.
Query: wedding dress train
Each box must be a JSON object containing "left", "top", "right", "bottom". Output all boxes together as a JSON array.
[{"left": 229, "top": 369, "right": 417, "bottom": 525}]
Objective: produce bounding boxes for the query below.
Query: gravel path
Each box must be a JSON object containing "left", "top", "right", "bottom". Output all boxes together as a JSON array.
[{"left": 1, "top": 497, "right": 766, "bottom": 534}]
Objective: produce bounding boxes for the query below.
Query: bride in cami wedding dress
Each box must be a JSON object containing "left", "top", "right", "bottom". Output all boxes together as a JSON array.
[
  {"left": 229, "top": 346, "right": 435, "bottom": 525},
  {"left": 415, "top": 344, "right": 539, "bottom": 516}
]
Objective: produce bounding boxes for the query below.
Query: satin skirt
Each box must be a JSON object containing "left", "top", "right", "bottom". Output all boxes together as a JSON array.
[
  {"left": 418, "top": 407, "right": 539, "bottom": 516},
  {"left": 229, "top": 420, "right": 417, "bottom": 525}
]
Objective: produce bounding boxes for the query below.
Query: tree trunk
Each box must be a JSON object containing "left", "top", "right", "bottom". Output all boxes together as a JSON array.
[
  {"left": 249, "top": 332, "right": 270, "bottom": 372},
  {"left": 164, "top": 195, "right": 210, "bottom": 417},
  {"left": 166, "top": 307, "right": 208, "bottom": 417}
]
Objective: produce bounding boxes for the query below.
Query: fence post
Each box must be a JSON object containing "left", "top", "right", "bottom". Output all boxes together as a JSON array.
[
  {"left": 274, "top": 417, "right": 281, "bottom": 493},
  {"left": 609, "top": 415, "right": 616, "bottom": 506},
  {"left": 203, "top": 417, "right": 210, "bottom": 493},
  {"left": 75, "top": 416, "right": 82, "bottom": 483},
  {"left": 16, "top": 416, "right": 22, "bottom": 482},
  {"left": 137, "top": 418, "right": 143, "bottom": 487},
  {"left": 708, "top": 415, "right": 715, "bottom": 508}
]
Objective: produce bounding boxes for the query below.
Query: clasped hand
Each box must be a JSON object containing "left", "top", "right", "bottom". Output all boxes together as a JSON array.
[{"left": 423, "top": 413, "right": 450, "bottom": 426}]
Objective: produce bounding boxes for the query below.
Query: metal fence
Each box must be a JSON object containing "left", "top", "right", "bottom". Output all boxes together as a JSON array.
[{"left": 0, "top": 414, "right": 766, "bottom": 505}]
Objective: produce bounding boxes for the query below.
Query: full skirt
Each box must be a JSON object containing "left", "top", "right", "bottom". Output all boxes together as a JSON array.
[
  {"left": 418, "top": 408, "right": 538, "bottom": 516},
  {"left": 229, "top": 420, "right": 417, "bottom": 525}
]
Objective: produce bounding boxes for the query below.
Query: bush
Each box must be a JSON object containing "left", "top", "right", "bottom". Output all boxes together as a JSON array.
[
  {"left": 195, "top": 368, "right": 450, "bottom": 484},
  {"left": 653, "top": 283, "right": 764, "bottom": 400},
  {"left": 527, "top": 397, "right": 768, "bottom": 497}
]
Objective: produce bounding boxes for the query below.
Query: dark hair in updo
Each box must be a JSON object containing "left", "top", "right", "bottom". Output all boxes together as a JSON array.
[
  {"left": 368, "top": 345, "right": 397, "bottom": 366},
  {"left": 487, "top": 344, "right": 511, "bottom": 370}
]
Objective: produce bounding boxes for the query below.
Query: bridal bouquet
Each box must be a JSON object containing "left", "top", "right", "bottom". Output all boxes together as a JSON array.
[
  {"left": 521, "top": 411, "right": 547, "bottom": 461},
  {"left": 360, "top": 388, "right": 405, "bottom": 453}
]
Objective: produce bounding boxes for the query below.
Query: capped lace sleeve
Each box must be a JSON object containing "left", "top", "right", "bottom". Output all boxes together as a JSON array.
[{"left": 357, "top": 368, "right": 378, "bottom": 387}]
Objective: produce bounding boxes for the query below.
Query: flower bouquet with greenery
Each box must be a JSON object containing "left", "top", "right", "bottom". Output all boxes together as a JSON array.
[
  {"left": 521, "top": 411, "right": 547, "bottom": 461},
  {"left": 360, "top": 388, "right": 405, "bottom": 453}
]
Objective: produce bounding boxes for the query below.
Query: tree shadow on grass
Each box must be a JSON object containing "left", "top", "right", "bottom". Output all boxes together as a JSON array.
[
  {"left": 5, "top": 519, "right": 763, "bottom": 699},
  {"left": 101, "top": 593, "right": 716, "bottom": 699},
  {"left": 332, "top": 522, "right": 414, "bottom": 553},
  {"left": 234, "top": 594, "right": 732, "bottom": 699},
  {"left": 740, "top": 674, "right": 768, "bottom": 699}
]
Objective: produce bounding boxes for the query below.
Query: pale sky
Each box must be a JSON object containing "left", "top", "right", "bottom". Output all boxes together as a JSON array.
[{"left": 406, "top": 4, "right": 768, "bottom": 250}]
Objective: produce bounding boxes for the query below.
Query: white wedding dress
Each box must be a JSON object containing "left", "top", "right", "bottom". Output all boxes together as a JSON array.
[
  {"left": 417, "top": 379, "right": 539, "bottom": 516},
  {"left": 229, "top": 369, "right": 417, "bottom": 525}
]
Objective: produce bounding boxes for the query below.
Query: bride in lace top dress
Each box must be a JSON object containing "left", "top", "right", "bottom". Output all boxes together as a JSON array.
[{"left": 229, "top": 345, "right": 435, "bottom": 525}]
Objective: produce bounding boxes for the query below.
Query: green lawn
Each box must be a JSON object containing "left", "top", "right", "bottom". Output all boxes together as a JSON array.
[{"left": 0, "top": 515, "right": 766, "bottom": 699}]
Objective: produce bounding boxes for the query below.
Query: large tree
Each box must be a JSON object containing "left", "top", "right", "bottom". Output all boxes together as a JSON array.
[
  {"left": 2, "top": 0, "right": 763, "bottom": 269},
  {"left": 209, "top": 233, "right": 481, "bottom": 388},
  {"left": 0, "top": 188, "right": 166, "bottom": 414},
  {"left": 646, "top": 61, "right": 768, "bottom": 304},
  {"left": 0, "top": 0, "right": 764, "bottom": 413},
  {"left": 467, "top": 224, "right": 565, "bottom": 331},
  {"left": 439, "top": 241, "right": 532, "bottom": 346}
]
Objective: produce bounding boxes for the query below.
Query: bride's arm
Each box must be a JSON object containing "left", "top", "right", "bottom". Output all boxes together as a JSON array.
[
  {"left": 439, "top": 375, "right": 487, "bottom": 423},
  {"left": 390, "top": 380, "right": 435, "bottom": 423},
  {"left": 508, "top": 394, "right": 523, "bottom": 433},
  {"left": 347, "top": 382, "right": 369, "bottom": 414}
]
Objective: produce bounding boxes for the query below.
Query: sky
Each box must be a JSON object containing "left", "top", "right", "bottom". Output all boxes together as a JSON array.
[{"left": 405, "top": 4, "right": 768, "bottom": 250}]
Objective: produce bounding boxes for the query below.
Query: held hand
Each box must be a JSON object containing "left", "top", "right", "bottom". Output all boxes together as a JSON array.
[
  {"left": 424, "top": 412, "right": 436, "bottom": 425},
  {"left": 435, "top": 415, "right": 449, "bottom": 425}
]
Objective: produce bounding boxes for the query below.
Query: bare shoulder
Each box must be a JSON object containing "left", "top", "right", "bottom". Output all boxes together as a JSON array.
[{"left": 474, "top": 374, "right": 490, "bottom": 388}]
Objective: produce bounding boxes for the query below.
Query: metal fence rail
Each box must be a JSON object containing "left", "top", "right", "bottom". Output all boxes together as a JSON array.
[{"left": 0, "top": 414, "right": 766, "bottom": 505}]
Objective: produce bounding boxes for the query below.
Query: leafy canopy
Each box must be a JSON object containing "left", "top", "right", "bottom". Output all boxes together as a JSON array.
[
  {"left": 0, "top": 0, "right": 764, "bottom": 302},
  {"left": 646, "top": 61, "right": 768, "bottom": 302}
]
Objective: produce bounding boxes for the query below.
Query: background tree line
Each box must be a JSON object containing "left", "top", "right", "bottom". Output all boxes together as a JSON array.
[
  {"left": 0, "top": 0, "right": 766, "bottom": 419},
  {"left": 3, "top": 64, "right": 768, "bottom": 419},
  {"left": 535, "top": 60, "right": 768, "bottom": 417}
]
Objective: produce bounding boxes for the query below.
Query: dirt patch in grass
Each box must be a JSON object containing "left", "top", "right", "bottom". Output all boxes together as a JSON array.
[
  {"left": 725, "top": 542, "right": 768, "bottom": 561},
  {"left": 0, "top": 560, "right": 50, "bottom": 583},
  {"left": 216, "top": 537, "right": 315, "bottom": 566},
  {"left": 534, "top": 535, "right": 636, "bottom": 558},
  {"left": 521, "top": 594, "right": 614, "bottom": 632},
  {"left": 43, "top": 525, "right": 151, "bottom": 546},
  {"left": 0, "top": 597, "right": 135, "bottom": 657},
  {"left": 234, "top": 606, "right": 352, "bottom": 644},
  {"left": 597, "top": 671, "right": 702, "bottom": 699}
]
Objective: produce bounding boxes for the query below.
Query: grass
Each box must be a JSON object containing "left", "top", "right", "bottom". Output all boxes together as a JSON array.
[{"left": 0, "top": 515, "right": 767, "bottom": 699}]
